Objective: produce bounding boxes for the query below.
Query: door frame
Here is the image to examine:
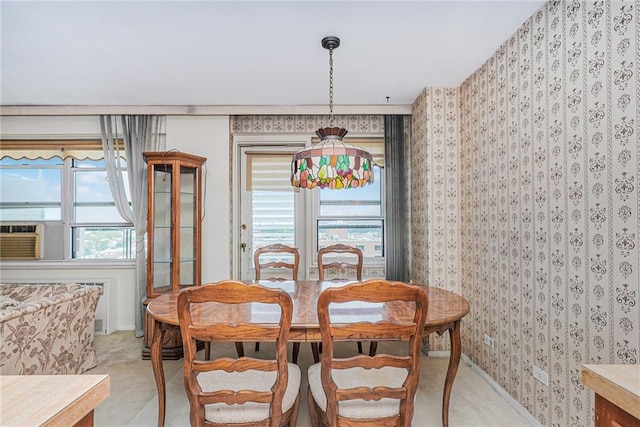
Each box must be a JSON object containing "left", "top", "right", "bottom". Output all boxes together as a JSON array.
[{"left": 231, "top": 134, "right": 311, "bottom": 279}]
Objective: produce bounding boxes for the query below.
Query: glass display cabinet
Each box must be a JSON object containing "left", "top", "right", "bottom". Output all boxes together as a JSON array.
[{"left": 142, "top": 150, "right": 206, "bottom": 359}]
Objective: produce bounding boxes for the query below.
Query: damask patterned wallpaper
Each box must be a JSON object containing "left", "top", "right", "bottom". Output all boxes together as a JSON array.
[
  {"left": 411, "top": 88, "right": 461, "bottom": 351},
  {"left": 454, "top": 1, "right": 638, "bottom": 425},
  {"left": 230, "top": 115, "right": 383, "bottom": 134}
]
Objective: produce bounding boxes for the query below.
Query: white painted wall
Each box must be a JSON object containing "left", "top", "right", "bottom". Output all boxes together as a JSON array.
[
  {"left": 0, "top": 262, "right": 136, "bottom": 333},
  {"left": 0, "top": 115, "right": 102, "bottom": 137},
  {"left": 0, "top": 115, "right": 232, "bottom": 331},
  {"left": 165, "top": 116, "right": 231, "bottom": 282}
]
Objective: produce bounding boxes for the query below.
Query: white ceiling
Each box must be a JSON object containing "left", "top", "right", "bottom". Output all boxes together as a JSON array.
[{"left": 1, "top": 1, "right": 545, "bottom": 108}]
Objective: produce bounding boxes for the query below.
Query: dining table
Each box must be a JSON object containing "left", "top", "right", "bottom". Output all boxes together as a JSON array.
[{"left": 146, "top": 280, "right": 470, "bottom": 427}]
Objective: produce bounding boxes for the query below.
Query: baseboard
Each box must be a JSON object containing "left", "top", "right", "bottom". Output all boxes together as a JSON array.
[{"left": 460, "top": 353, "right": 542, "bottom": 427}]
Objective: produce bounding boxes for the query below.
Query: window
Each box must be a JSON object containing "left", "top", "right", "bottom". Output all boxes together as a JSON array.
[
  {"left": 234, "top": 135, "right": 385, "bottom": 279},
  {"left": 0, "top": 156, "right": 134, "bottom": 260},
  {"left": 72, "top": 159, "right": 134, "bottom": 259},
  {"left": 316, "top": 163, "right": 385, "bottom": 260},
  {"left": 0, "top": 157, "right": 63, "bottom": 220}
]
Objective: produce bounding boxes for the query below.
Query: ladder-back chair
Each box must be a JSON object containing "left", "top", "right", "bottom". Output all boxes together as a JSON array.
[
  {"left": 307, "top": 279, "right": 428, "bottom": 427},
  {"left": 317, "top": 243, "right": 363, "bottom": 282},
  {"left": 251, "top": 243, "right": 300, "bottom": 358},
  {"left": 178, "top": 281, "right": 301, "bottom": 427},
  {"left": 254, "top": 243, "right": 300, "bottom": 281},
  {"left": 317, "top": 243, "right": 371, "bottom": 359}
]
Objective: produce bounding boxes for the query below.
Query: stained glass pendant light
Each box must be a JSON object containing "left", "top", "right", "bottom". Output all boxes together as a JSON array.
[{"left": 291, "top": 36, "right": 374, "bottom": 190}]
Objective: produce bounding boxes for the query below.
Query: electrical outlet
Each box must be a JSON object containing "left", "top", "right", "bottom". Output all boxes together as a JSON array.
[
  {"left": 533, "top": 365, "right": 549, "bottom": 386},
  {"left": 483, "top": 333, "right": 495, "bottom": 349}
]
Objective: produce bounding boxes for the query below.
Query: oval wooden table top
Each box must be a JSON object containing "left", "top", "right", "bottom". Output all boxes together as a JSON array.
[{"left": 147, "top": 280, "right": 470, "bottom": 339}]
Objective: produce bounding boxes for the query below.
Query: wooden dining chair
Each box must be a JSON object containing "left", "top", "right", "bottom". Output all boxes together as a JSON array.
[
  {"left": 254, "top": 243, "right": 300, "bottom": 281},
  {"left": 317, "top": 243, "right": 363, "bottom": 282},
  {"left": 177, "top": 281, "right": 301, "bottom": 427},
  {"left": 251, "top": 243, "right": 300, "bottom": 358},
  {"left": 307, "top": 279, "right": 428, "bottom": 427},
  {"left": 317, "top": 243, "right": 372, "bottom": 359}
]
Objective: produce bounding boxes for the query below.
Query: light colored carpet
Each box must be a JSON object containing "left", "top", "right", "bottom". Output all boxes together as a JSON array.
[{"left": 89, "top": 331, "right": 533, "bottom": 426}]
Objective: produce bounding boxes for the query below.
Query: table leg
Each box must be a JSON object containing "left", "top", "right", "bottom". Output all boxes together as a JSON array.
[
  {"left": 442, "top": 320, "right": 461, "bottom": 427},
  {"left": 151, "top": 319, "right": 166, "bottom": 427}
]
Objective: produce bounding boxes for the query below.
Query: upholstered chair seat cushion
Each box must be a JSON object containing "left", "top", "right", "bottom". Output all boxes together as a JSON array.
[
  {"left": 197, "top": 362, "right": 301, "bottom": 424},
  {"left": 307, "top": 363, "right": 408, "bottom": 419}
]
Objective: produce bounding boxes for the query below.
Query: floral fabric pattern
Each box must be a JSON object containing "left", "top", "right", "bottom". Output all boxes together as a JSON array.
[{"left": 0, "top": 283, "right": 102, "bottom": 375}]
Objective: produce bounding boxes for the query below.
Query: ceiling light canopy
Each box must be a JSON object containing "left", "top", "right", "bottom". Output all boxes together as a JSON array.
[{"left": 291, "top": 36, "right": 374, "bottom": 190}]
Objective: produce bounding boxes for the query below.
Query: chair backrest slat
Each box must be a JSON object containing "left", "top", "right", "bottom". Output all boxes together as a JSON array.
[
  {"left": 335, "top": 385, "right": 408, "bottom": 402},
  {"left": 328, "top": 322, "right": 417, "bottom": 340},
  {"left": 188, "top": 324, "right": 281, "bottom": 342},
  {"left": 192, "top": 358, "right": 278, "bottom": 374},
  {"left": 199, "top": 390, "right": 273, "bottom": 406},
  {"left": 329, "top": 354, "right": 412, "bottom": 370}
]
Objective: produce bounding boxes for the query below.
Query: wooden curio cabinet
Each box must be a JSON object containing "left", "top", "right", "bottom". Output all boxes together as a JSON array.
[{"left": 142, "top": 151, "right": 206, "bottom": 359}]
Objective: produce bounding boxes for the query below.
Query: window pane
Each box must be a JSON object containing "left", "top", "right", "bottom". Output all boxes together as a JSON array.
[
  {"left": 74, "top": 167, "right": 131, "bottom": 223},
  {"left": 75, "top": 158, "right": 126, "bottom": 168},
  {"left": 75, "top": 159, "right": 107, "bottom": 168},
  {"left": 75, "top": 206, "right": 129, "bottom": 222},
  {"left": 0, "top": 206, "right": 61, "bottom": 221},
  {"left": 319, "top": 202, "right": 381, "bottom": 217},
  {"left": 318, "top": 219, "right": 384, "bottom": 258},
  {"left": 72, "top": 226, "right": 135, "bottom": 259},
  {"left": 319, "top": 165, "right": 382, "bottom": 217},
  {"left": 0, "top": 160, "right": 62, "bottom": 220},
  {"left": 75, "top": 170, "right": 131, "bottom": 202},
  {"left": 252, "top": 190, "right": 294, "bottom": 249},
  {"left": 0, "top": 168, "right": 61, "bottom": 203}
]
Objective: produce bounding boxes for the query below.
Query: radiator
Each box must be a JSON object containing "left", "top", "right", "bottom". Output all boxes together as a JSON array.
[{"left": 78, "top": 282, "right": 108, "bottom": 334}]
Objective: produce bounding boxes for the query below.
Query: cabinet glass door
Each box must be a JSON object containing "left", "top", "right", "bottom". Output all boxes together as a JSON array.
[
  {"left": 152, "top": 164, "right": 173, "bottom": 293},
  {"left": 179, "top": 166, "right": 196, "bottom": 287}
]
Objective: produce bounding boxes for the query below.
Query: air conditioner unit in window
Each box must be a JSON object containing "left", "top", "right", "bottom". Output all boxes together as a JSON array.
[{"left": 0, "top": 224, "right": 41, "bottom": 260}]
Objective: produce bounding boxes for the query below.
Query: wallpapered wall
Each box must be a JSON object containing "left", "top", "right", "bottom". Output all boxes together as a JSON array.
[
  {"left": 230, "top": 115, "right": 383, "bottom": 134},
  {"left": 442, "top": 1, "right": 637, "bottom": 425},
  {"left": 411, "top": 88, "right": 462, "bottom": 351}
]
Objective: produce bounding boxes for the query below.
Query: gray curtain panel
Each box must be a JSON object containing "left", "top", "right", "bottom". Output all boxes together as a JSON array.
[
  {"left": 384, "top": 115, "right": 411, "bottom": 281},
  {"left": 101, "top": 115, "right": 164, "bottom": 337}
]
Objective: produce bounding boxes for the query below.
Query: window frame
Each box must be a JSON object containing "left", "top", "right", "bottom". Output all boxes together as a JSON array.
[
  {"left": 311, "top": 140, "right": 386, "bottom": 267},
  {"left": 0, "top": 157, "right": 64, "bottom": 220},
  {"left": 69, "top": 158, "right": 134, "bottom": 260},
  {"left": 0, "top": 142, "right": 134, "bottom": 261}
]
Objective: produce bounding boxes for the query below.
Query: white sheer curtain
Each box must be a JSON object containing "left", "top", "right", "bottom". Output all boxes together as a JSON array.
[{"left": 100, "top": 115, "right": 165, "bottom": 337}]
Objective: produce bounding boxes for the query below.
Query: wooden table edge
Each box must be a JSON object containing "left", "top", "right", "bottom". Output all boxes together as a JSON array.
[
  {"left": 43, "top": 375, "right": 110, "bottom": 427},
  {"left": 581, "top": 364, "right": 640, "bottom": 420}
]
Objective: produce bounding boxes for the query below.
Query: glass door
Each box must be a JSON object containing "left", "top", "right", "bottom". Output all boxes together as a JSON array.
[{"left": 239, "top": 147, "right": 306, "bottom": 280}]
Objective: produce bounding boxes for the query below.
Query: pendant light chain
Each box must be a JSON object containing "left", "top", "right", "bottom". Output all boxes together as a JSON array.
[{"left": 328, "top": 46, "right": 334, "bottom": 127}]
